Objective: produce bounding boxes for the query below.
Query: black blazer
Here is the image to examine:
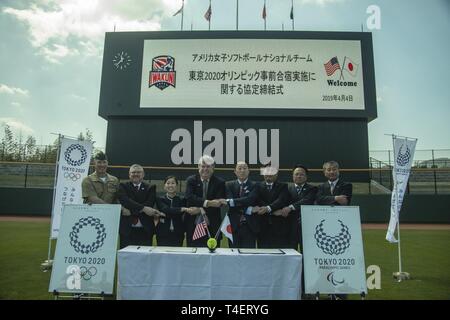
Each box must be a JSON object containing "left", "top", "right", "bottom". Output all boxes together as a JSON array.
[
  {"left": 254, "top": 181, "right": 289, "bottom": 211},
  {"left": 225, "top": 179, "right": 259, "bottom": 234},
  {"left": 156, "top": 195, "right": 186, "bottom": 237},
  {"left": 287, "top": 183, "right": 318, "bottom": 212},
  {"left": 118, "top": 181, "right": 157, "bottom": 236},
  {"left": 254, "top": 181, "right": 289, "bottom": 235},
  {"left": 185, "top": 174, "right": 226, "bottom": 236},
  {"left": 315, "top": 179, "right": 353, "bottom": 205}
]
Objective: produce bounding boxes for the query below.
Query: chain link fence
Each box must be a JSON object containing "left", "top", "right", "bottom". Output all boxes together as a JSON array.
[{"left": 1, "top": 158, "right": 449, "bottom": 195}]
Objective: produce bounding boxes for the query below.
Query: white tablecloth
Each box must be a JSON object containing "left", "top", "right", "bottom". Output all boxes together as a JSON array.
[{"left": 117, "top": 246, "right": 302, "bottom": 300}]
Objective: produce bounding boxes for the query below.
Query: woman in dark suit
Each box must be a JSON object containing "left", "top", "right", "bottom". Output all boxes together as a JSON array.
[{"left": 156, "top": 176, "right": 188, "bottom": 247}]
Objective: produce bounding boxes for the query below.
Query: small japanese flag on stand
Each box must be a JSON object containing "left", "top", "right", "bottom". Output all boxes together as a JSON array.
[{"left": 220, "top": 214, "right": 233, "bottom": 243}]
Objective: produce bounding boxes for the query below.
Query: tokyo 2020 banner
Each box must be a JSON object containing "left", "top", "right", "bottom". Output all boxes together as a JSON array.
[
  {"left": 301, "top": 205, "right": 367, "bottom": 295},
  {"left": 49, "top": 204, "right": 121, "bottom": 294},
  {"left": 50, "top": 137, "right": 92, "bottom": 238}
]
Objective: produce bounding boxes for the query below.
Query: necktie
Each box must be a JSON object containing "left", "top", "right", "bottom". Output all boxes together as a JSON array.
[
  {"left": 330, "top": 182, "right": 335, "bottom": 195},
  {"left": 239, "top": 183, "right": 245, "bottom": 197},
  {"left": 296, "top": 185, "right": 302, "bottom": 195},
  {"left": 132, "top": 185, "right": 140, "bottom": 225},
  {"left": 267, "top": 184, "right": 272, "bottom": 191},
  {"left": 203, "top": 180, "right": 209, "bottom": 201},
  {"left": 239, "top": 183, "right": 246, "bottom": 223}
]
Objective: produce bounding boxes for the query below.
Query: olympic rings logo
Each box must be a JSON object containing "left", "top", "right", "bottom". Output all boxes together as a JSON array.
[
  {"left": 64, "top": 172, "right": 81, "bottom": 181},
  {"left": 69, "top": 216, "right": 107, "bottom": 254},
  {"left": 64, "top": 144, "right": 88, "bottom": 167},
  {"left": 80, "top": 266, "right": 97, "bottom": 280}
]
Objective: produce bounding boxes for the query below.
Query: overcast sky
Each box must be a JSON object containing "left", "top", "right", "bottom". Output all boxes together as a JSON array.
[{"left": 0, "top": 0, "right": 449, "bottom": 155}]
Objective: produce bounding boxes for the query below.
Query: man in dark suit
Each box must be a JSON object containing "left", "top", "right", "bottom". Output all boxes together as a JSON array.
[
  {"left": 185, "top": 155, "right": 226, "bottom": 247},
  {"left": 251, "top": 165, "right": 289, "bottom": 249},
  {"left": 316, "top": 161, "right": 352, "bottom": 206},
  {"left": 220, "top": 161, "right": 259, "bottom": 248},
  {"left": 118, "top": 164, "right": 164, "bottom": 249},
  {"left": 277, "top": 164, "right": 317, "bottom": 251},
  {"left": 316, "top": 160, "right": 352, "bottom": 300}
]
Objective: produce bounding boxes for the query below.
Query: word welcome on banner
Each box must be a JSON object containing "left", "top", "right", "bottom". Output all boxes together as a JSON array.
[
  {"left": 140, "top": 39, "right": 364, "bottom": 110},
  {"left": 50, "top": 137, "right": 92, "bottom": 238},
  {"left": 301, "top": 205, "right": 367, "bottom": 295},
  {"left": 49, "top": 204, "right": 121, "bottom": 294}
]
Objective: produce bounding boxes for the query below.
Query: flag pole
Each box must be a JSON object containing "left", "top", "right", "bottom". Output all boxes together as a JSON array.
[
  {"left": 291, "top": 0, "right": 294, "bottom": 31},
  {"left": 41, "top": 133, "right": 63, "bottom": 272},
  {"left": 264, "top": 0, "right": 267, "bottom": 31},
  {"left": 214, "top": 212, "right": 228, "bottom": 240},
  {"left": 236, "top": 0, "right": 239, "bottom": 31},
  {"left": 181, "top": 0, "right": 184, "bottom": 31},
  {"left": 394, "top": 135, "right": 411, "bottom": 282},
  {"left": 387, "top": 133, "right": 413, "bottom": 282},
  {"left": 339, "top": 56, "right": 346, "bottom": 80},
  {"left": 201, "top": 209, "right": 211, "bottom": 238},
  {"left": 214, "top": 218, "right": 223, "bottom": 240},
  {"left": 209, "top": 0, "right": 211, "bottom": 31},
  {"left": 393, "top": 135, "right": 403, "bottom": 277}
]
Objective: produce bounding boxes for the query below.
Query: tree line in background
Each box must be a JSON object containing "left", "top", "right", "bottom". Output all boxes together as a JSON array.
[{"left": 0, "top": 124, "right": 97, "bottom": 163}]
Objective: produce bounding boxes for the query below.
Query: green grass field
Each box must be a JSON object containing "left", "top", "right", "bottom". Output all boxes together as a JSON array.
[{"left": 0, "top": 220, "right": 449, "bottom": 300}]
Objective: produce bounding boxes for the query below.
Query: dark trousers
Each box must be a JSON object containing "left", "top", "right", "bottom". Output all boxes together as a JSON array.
[
  {"left": 257, "top": 228, "right": 290, "bottom": 249},
  {"left": 230, "top": 223, "right": 257, "bottom": 248},
  {"left": 156, "top": 232, "right": 184, "bottom": 247},
  {"left": 120, "top": 227, "right": 153, "bottom": 249},
  {"left": 289, "top": 215, "right": 301, "bottom": 251}
]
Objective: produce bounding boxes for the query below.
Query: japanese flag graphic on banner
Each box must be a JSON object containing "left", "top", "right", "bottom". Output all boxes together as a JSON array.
[
  {"left": 220, "top": 214, "right": 233, "bottom": 243},
  {"left": 343, "top": 56, "right": 359, "bottom": 77}
]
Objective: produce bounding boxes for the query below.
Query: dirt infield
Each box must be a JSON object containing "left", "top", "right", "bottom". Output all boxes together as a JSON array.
[{"left": 1, "top": 215, "right": 449, "bottom": 230}]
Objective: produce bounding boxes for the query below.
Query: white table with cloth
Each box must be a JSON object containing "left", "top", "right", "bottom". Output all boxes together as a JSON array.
[{"left": 117, "top": 246, "right": 302, "bottom": 300}]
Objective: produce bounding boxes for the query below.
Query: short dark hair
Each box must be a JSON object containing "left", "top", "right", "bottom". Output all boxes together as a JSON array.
[
  {"left": 323, "top": 161, "right": 340, "bottom": 170},
  {"left": 293, "top": 164, "right": 309, "bottom": 174},
  {"left": 164, "top": 175, "right": 178, "bottom": 184},
  {"left": 93, "top": 151, "right": 107, "bottom": 161}
]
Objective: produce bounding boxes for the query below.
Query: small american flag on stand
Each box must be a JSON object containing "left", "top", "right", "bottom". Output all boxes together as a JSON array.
[
  {"left": 193, "top": 216, "right": 208, "bottom": 240},
  {"left": 324, "top": 56, "right": 341, "bottom": 76}
]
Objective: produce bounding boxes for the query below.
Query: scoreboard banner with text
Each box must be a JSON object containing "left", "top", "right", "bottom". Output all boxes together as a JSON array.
[
  {"left": 99, "top": 31, "right": 377, "bottom": 119},
  {"left": 140, "top": 39, "right": 365, "bottom": 110}
]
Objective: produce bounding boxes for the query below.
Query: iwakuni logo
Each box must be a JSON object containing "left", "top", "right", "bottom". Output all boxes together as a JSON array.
[{"left": 149, "top": 55, "right": 176, "bottom": 90}]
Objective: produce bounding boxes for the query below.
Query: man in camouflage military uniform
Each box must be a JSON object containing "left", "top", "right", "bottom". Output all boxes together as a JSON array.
[{"left": 82, "top": 151, "right": 121, "bottom": 205}]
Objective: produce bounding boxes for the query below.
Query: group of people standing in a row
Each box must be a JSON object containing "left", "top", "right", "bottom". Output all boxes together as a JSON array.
[{"left": 81, "top": 152, "right": 352, "bottom": 251}]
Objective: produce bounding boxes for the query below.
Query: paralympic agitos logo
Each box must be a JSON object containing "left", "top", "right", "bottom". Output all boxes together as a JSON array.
[{"left": 149, "top": 55, "right": 176, "bottom": 90}]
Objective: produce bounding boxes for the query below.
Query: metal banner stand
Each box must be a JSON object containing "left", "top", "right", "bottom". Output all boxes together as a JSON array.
[
  {"left": 53, "top": 290, "right": 106, "bottom": 300},
  {"left": 41, "top": 134, "right": 62, "bottom": 272}
]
